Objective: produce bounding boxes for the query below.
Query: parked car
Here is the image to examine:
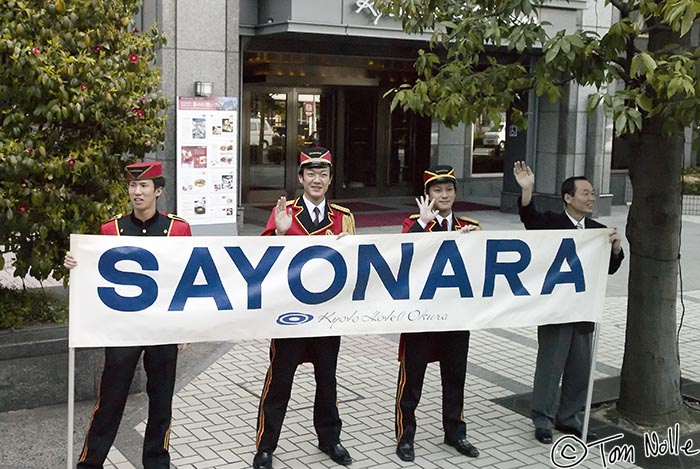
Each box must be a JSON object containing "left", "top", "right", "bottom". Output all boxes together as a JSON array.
[
  {"left": 250, "top": 119, "right": 276, "bottom": 149},
  {"left": 483, "top": 123, "right": 506, "bottom": 150},
  {"left": 273, "top": 126, "right": 286, "bottom": 138}
]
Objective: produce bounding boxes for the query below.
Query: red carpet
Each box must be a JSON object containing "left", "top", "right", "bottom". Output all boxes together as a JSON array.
[
  {"left": 334, "top": 201, "right": 392, "bottom": 212},
  {"left": 354, "top": 212, "right": 411, "bottom": 228},
  {"left": 355, "top": 201, "right": 498, "bottom": 228},
  {"left": 250, "top": 199, "right": 498, "bottom": 228},
  {"left": 453, "top": 201, "right": 498, "bottom": 211},
  {"left": 403, "top": 201, "right": 498, "bottom": 211},
  {"left": 252, "top": 201, "right": 391, "bottom": 212}
]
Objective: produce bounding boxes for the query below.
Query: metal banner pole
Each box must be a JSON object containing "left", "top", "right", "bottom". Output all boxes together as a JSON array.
[
  {"left": 581, "top": 322, "right": 601, "bottom": 444},
  {"left": 67, "top": 347, "right": 75, "bottom": 469}
]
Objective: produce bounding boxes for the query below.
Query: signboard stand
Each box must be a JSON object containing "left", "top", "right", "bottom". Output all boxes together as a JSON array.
[{"left": 176, "top": 97, "right": 239, "bottom": 235}]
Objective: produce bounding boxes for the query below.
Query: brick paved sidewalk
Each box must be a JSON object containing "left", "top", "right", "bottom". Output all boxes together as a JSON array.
[{"left": 97, "top": 287, "right": 700, "bottom": 469}]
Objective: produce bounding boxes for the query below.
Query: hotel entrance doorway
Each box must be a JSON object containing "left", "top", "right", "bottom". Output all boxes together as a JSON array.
[
  {"left": 241, "top": 86, "right": 430, "bottom": 203},
  {"left": 336, "top": 87, "right": 430, "bottom": 198},
  {"left": 242, "top": 87, "right": 329, "bottom": 204}
]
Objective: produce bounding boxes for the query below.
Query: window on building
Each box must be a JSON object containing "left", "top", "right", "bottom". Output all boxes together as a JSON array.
[{"left": 472, "top": 112, "right": 506, "bottom": 174}]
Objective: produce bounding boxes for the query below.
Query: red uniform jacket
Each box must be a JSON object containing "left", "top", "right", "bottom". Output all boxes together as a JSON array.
[
  {"left": 402, "top": 213, "right": 481, "bottom": 233},
  {"left": 398, "top": 212, "right": 482, "bottom": 360},
  {"left": 261, "top": 197, "right": 354, "bottom": 363},
  {"left": 261, "top": 197, "right": 355, "bottom": 236},
  {"left": 100, "top": 211, "right": 192, "bottom": 237}
]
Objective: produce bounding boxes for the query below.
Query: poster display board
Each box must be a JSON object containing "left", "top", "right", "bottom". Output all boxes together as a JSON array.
[{"left": 176, "top": 97, "right": 238, "bottom": 225}]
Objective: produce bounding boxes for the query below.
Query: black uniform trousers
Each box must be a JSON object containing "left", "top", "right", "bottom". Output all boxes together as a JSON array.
[
  {"left": 255, "top": 336, "right": 342, "bottom": 452},
  {"left": 395, "top": 331, "right": 470, "bottom": 444},
  {"left": 77, "top": 344, "right": 178, "bottom": 469}
]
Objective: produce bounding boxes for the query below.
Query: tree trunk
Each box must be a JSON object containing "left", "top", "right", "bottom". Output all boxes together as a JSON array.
[
  {"left": 618, "top": 119, "right": 684, "bottom": 425},
  {"left": 618, "top": 23, "right": 688, "bottom": 426}
]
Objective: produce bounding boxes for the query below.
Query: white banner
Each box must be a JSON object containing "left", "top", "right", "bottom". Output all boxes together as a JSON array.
[{"left": 68, "top": 230, "right": 612, "bottom": 347}]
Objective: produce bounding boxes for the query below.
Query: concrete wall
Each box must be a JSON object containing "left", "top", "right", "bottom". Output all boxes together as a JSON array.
[
  {"left": 436, "top": 122, "right": 469, "bottom": 178},
  {"left": 143, "top": 0, "right": 241, "bottom": 213},
  {"left": 460, "top": 176, "right": 504, "bottom": 199},
  {"left": 0, "top": 324, "right": 232, "bottom": 411},
  {"left": 611, "top": 171, "right": 631, "bottom": 205},
  {"left": 0, "top": 326, "right": 130, "bottom": 411}
]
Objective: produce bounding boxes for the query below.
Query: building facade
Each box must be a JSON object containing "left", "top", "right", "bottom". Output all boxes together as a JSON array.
[{"left": 139, "top": 0, "right": 649, "bottom": 223}]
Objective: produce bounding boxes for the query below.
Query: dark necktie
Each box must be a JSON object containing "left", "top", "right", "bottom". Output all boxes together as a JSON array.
[
  {"left": 313, "top": 207, "right": 321, "bottom": 226},
  {"left": 576, "top": 221, "right": 583, "bottom": 229},
  {"left": 441, "top": 218, "right": 448, "bottom": 231}
]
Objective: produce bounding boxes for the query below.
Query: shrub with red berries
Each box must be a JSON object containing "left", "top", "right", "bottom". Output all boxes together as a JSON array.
[{"left": 0, "top": 0, "right": 169, "bottom": 283}]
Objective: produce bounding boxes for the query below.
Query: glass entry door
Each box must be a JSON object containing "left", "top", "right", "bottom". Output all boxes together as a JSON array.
[
  {"left": 293, "top": 91, "right": 326, "bottom": 195},
  {"left": 244, "top": 91, "right": 287, "bottom": 203},
  {"left": 242, "top": 86, "right": 427, "bottom": 202},
  {"left": 243, "top": 88, "right": 328, "bottom": 203},
  {"left": 343, "top": 88, "right": 377, "bottom": 193},
  {"left": 387, "top": 107, "right": 431, "bottom": 195},
  {"left": 335, "top": 87, "right": 429, "bottom": 198}
]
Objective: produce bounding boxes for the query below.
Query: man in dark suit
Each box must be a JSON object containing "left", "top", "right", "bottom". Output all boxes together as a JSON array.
[
  {"left": 253, "top": 147, "right": 355, "bottom": 469},
  {"left": 513, "top": 161, "right": 624, "bottom": 445},
  {"left": 394, "top": 165, "right": 481, "bottom": 462}
]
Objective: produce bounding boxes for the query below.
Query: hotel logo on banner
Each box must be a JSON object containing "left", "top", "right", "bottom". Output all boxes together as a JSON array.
[{"left": 277, "top": 312, "right": 314, "bottom": 325}]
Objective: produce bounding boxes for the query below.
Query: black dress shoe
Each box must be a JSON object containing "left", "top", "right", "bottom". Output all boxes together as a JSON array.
[
  {"left": 396, "top": 441, "right": 415, "bottom": 462},
  {"left": 319, "top": 442, "right": 352, "bottom": 465},
  {"left": 252, "top": 450, "right": 273, "bottom": 469},
  {"left": 535, "top": 428, "right": 553, "bottom": 444},
  {"left": 555, "top": 424, "right": 598, "bottom": 441},
  {"left": 444, "top": 437, "right": 479, "bottom": 457}
]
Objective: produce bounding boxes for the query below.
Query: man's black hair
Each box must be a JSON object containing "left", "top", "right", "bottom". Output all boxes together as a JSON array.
[
  {"left": 425, "top": 178, "right": 457, "bottom": 193},
  {"left": 298, "top": 163, "right": 333, "bottom": 176},
  {"left": 560, "top": 176, "right": 588, "bottom": 205},
  {"left": 153, "top": 177, "right": 166, "bottom": 189}
]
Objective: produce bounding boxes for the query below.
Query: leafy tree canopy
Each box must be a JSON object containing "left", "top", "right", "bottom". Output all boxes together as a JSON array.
[
  {"left": 377, "top": 0, "right": 700, "bottom": 137},
  {"left": 0, "top": 0, "right": 168, "bottom": 281}
]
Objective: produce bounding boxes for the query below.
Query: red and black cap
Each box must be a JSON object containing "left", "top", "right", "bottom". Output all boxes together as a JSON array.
[
  {"left": 125, "top": 161, "right": 162, "bottom": 180},
  {"left": 299, "top": 146, "right": 332, "bottom": 170},
  {"left": 423, "top": 165, "right": 457, "bottom": 191}
]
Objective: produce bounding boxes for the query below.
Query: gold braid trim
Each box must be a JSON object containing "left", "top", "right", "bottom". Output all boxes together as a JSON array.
[{"left": 342, "top": 212, "right": 356, "bottom": 235}]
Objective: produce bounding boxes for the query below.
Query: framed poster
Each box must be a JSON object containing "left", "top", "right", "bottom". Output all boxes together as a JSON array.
[{"left": 176, "top": 96, "right": 238, "bottom": 226}]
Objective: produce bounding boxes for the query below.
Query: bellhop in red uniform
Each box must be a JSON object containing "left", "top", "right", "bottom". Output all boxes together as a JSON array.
[
  {"left": 64, "top": 161, "right": 191, "bottom": 469},
  {"left": 394, "top": 165, "right": 481, "bottom": 463},
  {"left": 253, "top": 147, "right": 355, "bottom": 469}
]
